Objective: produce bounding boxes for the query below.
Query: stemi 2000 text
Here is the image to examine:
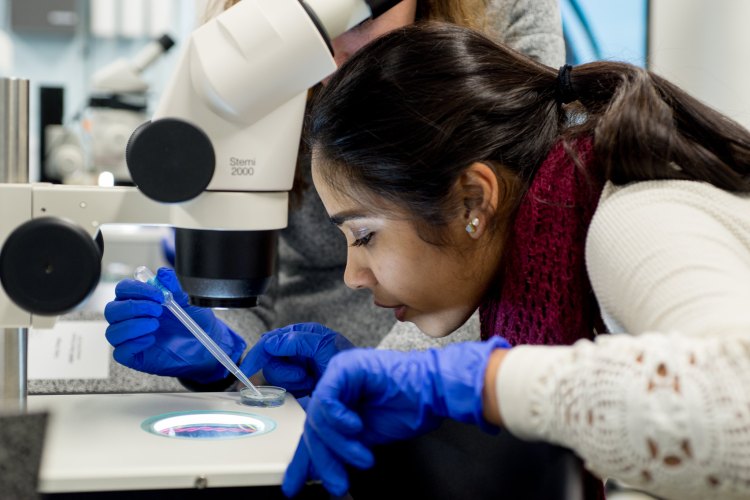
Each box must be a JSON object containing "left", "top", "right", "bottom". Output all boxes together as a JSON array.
[{"left": 230, "top": 157, "right": 255, "bottom": 176}]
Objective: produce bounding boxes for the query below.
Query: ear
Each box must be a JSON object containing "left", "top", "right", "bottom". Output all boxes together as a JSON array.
[{"left": 459, "top": 162, "right": 500, "bottom": 239}]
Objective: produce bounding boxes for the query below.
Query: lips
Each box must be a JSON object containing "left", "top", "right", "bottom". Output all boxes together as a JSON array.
[
  {"left": 374, "top": 301, "right": 407, "bottom": 321},
  {"left": 393, "top": 305, "right": 406, "bottom": 321}
]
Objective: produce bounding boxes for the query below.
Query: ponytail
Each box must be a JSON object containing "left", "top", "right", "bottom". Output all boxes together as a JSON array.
[{"left": 565, "top": 62, "right": 750, "bottom": 192}]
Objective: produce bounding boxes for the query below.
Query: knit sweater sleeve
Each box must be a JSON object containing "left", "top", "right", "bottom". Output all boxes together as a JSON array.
[{"left": 494, "top": 181, "right": 750, "bottom": 500}]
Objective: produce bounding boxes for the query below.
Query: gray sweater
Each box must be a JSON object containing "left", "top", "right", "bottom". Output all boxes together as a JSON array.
[{"left": 29, "top": 0, "right": 564, "bottom": 394}]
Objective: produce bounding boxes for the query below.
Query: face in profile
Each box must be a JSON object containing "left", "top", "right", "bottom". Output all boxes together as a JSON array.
[
  {"left": 331, "top": 0, "right": 417, "bottom": 67},
  {"left": 311, "top": 159, "right": 493, "bottom": 337}
]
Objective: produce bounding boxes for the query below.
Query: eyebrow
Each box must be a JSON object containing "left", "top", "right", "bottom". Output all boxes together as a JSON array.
[{"left": 329, "top": 210, "right": 369, "bottom": 226}]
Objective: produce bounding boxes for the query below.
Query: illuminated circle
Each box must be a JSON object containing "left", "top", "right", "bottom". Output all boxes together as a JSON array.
[{"left": 141, "top": 410, "right": 275, "bottom": 440}]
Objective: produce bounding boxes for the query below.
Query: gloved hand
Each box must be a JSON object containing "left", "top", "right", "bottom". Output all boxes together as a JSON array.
[
  {"left": 239, "top": 323, "right": 354, "bottom": 398},
  {"left": 281, "top": 336, "right": 510, "bottom": 497},
  {"left": 104, "top": 267, "right": 246, "bottom": 383}
]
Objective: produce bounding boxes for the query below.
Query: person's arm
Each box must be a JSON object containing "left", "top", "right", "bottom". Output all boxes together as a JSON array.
[
  {"left": 485, "top": 0, "right": 565, "bottom": 67},
  {"left": 484, "top": 181, "right": 750, "bottom": 500}
]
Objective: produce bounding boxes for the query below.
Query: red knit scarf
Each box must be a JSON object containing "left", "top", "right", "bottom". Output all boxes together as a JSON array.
[{"left": 479, "top": 138, "right": 603, "bottom": 346}]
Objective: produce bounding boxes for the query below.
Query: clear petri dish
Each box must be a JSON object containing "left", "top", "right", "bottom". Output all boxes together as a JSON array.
[
  {"left": 141, "top": 410, "right": 275, "bottom": 440},
  {"left": 240, "top": 386, "right": 286, "bottom": 407}
]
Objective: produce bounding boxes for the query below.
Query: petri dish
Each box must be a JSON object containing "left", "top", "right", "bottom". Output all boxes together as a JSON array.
[
  {"left": 240, "top": 386, "right": 286, "bottom": 407},
  {"left": 141, "top": 410, "right": 275, "bottom": 440}
]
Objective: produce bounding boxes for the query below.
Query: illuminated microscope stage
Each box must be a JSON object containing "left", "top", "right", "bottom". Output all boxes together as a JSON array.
[{"left": 27, "top": 391, "right": 306, "bottom": 494}]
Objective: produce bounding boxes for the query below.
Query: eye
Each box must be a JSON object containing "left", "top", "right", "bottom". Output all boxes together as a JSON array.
[{"left": 351, "top": 232, "right": 374, "bottom": 247}]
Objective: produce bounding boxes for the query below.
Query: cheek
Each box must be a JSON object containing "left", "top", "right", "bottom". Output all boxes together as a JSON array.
[
  {"left": 376, "top": 252, "right": 451, "bottom": 304},
  {"left": 369, "top": 252, "right": 420, "bottom": 296},
  {"left": 371, "top": 255, "right": 412, "bottom": 286}
]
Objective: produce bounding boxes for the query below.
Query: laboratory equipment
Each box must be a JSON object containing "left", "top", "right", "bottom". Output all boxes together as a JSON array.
[
  {"left": 0, "top": 77, "right": 29, "bottom": 413},
  {"left": 240, "top": 385, "right": 286, "bottom": 408},
  {"left": 45, "top": 34, "right": 176, "bottom": 185},
  {"left": 91, "top": 34, "right": 175, "bottom": 94},
  {"left": 27, "top": 392, "right": 307, "bottom": 493},
  {"left": 89, "top": 34, "right": 176, "bottom": 184},
  {"left": 124, "top": 0, "right": 400, "bottom": 309}
]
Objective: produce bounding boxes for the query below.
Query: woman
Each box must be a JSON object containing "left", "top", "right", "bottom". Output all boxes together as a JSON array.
[{"left": 265, "top": 23, "right": 750, "bottom": 500}]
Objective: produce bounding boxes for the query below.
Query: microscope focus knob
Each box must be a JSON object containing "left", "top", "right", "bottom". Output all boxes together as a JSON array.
[
  {"left": 0, "top": 217, "right": 102, "bottom": 316},
  {"left": 126, "top": 118, "right": 215, "bottom": 203}
]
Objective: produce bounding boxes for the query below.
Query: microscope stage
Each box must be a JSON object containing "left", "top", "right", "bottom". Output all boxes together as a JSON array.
[{"left": 27, "top": 391, "right": 305, "bottom": 493}]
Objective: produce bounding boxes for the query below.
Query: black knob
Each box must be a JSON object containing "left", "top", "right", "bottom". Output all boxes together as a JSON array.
[
  {"left": 126, "top": 118, "right": 215, "bottom": 203},
  {"left": 0, "top": 217, "right": 101, "bottom": 316}
]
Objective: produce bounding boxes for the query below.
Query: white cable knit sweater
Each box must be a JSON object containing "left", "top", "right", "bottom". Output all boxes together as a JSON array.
[{"left": 496, "top": 180, "right": 750, "bottom": 500}]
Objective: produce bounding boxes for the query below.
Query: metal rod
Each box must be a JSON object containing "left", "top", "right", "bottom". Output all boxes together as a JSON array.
[
  {"left": 0, "top": 77, "right": 30, "bottom": 413},
  {"left": 0, "top": 330, "right": 27, "bottom": 413},
  {"left": 0, "top": 78, "right": 29, "bottom": 184}
]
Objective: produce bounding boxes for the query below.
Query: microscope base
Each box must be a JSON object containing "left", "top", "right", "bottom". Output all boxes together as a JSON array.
[{"left": 28, "top": 391, "right": 305, "bottom": 494}]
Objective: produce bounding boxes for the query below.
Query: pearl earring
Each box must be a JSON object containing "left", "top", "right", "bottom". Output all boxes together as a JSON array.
[{"left": 465, "top": 217, "right": 480, "bottom": 234}]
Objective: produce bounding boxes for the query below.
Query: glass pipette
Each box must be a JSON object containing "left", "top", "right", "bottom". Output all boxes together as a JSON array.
[{"left": 133, "top": 266, "right": 262, "bottom": 397}]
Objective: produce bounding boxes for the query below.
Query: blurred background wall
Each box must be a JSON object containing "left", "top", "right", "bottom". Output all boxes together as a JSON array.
[
  {"left": 563, "top": 0, "right": 750, "bottom": 131},
  {"left": 0, "top": 0, "right": 207, "bottom": 182}
]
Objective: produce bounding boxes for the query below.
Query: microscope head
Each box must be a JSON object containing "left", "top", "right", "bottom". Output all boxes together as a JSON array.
[
  {"left": 123, "top": 0, "right": 336, "bottom": 309},
  {"left": 124, "top": 0, "right": 402, "bottom": 308}
]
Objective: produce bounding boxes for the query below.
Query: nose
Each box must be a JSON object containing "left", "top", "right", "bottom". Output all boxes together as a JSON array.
[{"left": 343, "top": 249, "right": 376, "bottom": 290}]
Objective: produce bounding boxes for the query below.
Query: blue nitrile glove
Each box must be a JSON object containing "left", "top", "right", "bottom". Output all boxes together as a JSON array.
[
  {"left": 239, "top": 323, "right": 354, "bottom": 398},
  {"left": 104, "top": 267, "right": 246, "bottom": 383},
  {"left": 281, "top": 337, "right": 511, "bottom": 497}
]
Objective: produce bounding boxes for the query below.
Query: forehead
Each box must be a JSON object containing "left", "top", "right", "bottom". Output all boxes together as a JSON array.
[
  {"left": 311, "top": 154, "right": 359, "bottom": 200},
  {"left": 311, "top": 157, "right": 406, "bottom": 222}
]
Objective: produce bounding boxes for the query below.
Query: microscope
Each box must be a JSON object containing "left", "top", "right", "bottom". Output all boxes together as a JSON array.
[
  {"left": 0, "top": 0, "right": 401, "bottom": 494},
  {"left": 45, "top": 34, "right": 176, "bottom": 186},
  {"left": 1, "top": 0, "right": 399, "bottom": 322}
]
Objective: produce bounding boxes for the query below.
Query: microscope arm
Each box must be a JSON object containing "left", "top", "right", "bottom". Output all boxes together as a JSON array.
[
  {"left": 0, "top": 183, "right": 285, "bottom": 327},
  {"left": 0, "top": 184, "right": 165, "bottom": 327}
]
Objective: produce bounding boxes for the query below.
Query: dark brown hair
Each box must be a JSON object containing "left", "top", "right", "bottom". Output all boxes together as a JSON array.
[{"left": 309, "top": 22, "right": 750, "bottom": 239}]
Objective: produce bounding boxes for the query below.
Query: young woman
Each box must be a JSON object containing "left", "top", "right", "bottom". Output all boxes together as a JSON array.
[{"left": 255, "top": 23, "right": 750, "bottom": 500}]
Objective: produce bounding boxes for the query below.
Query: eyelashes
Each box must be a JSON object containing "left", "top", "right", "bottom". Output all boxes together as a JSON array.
[{"left": 351, "top": 232, "right": 374, "bottom": 247}]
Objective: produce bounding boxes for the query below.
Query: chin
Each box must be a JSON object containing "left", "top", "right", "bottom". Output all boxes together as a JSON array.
[
  {"left": 410, "top": 318, "right": 461, "bottom": 338},
  {"left": 408, "top": 306, "right": 476, "bottom": 337}
]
